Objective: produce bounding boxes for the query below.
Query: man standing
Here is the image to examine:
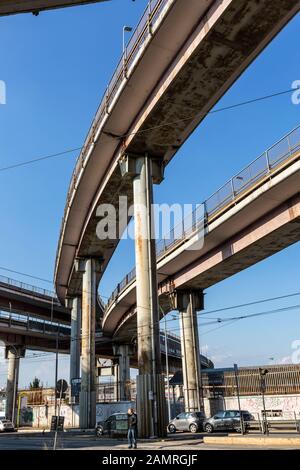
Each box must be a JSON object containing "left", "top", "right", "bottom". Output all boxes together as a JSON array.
[{"left": 127, "top": 408, "right": 137, "bottom": 449}]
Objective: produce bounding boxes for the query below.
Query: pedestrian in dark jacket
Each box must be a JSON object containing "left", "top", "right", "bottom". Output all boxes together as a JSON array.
[{"left": 127, "top": 408, "right": 137, "bottom": 449}]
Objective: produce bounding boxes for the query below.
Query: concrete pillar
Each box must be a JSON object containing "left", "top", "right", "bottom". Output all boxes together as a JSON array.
[
  {"left": 5, "top": 345, "right": 25, "bottom": 423},
  {"left": 113, "top": 344, "right": 131, "bottom": 401},
  {"left": 121, "top": 154, "right": 166, "bottom": 438},
  {"left": 113, "top": 362, "right": 120, "bottom": 401},
  {"left": 75, "top": 257, "right": 101, "bottom": 429},
  {"left": 69, "top": 297, "right": 82, "bottom": 388},
  {"left": 176, "top": 289, "right": 204, "bottom": 412}
]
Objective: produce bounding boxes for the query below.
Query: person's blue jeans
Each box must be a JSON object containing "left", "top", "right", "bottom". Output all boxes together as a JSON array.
[{"left": 127, "top": 428, "right": 137, "bottom": 448}]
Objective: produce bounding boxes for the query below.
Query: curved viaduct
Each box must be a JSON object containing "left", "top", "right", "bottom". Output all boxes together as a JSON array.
[
  {"left": 0, "top": 0, "right": 109, "bottom": 16},
  {"left": 103, "top": 126, "right": 300, "bottom": 340},
  {"left": 55, "top": 0, "right": 300, "bottom": 302},
  {"left": 53, "top": 0, "right": 300, "bottom": 434}
]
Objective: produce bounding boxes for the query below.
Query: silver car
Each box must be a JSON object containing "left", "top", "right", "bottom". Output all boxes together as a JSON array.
[
  {"left": 203, "top": 410, "right": 253, "bottom": 433},
  {"left": 167, "top": 411, "right": 205, "bottom": 434},
  {"left": 0, "top": 419, "right": 15, "bottom": 433}
]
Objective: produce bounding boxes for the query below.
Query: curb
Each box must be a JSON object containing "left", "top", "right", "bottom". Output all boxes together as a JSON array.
[
  {"left": 1, "top": 429, "right": 204, "bottom": 442},
  {"left": 203, "top": 436, "right": 300, "bottom": 447}
]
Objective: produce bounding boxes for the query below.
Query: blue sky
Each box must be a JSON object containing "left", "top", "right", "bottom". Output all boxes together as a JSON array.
[{"left": 0, "top": 0, "right": 299, "bottom": 387}]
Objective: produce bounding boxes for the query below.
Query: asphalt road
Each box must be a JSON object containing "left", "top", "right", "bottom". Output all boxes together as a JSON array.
[{"left": 0, "top": 431, "right": 298, "bottom": 450}]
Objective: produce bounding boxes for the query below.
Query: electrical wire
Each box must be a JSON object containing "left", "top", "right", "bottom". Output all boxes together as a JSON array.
[
  {"left": 0, "top": 88, "right": 296, "bottom": 174},
  {"left": 0, "top": 267, "right": 54, "bottom": 286},
  {"left": 122, "top": 88, "right": 295, "bottom": 138},
  {"left": 1, "top": 298, "right": 299, "bottom": 358},
  {"left": 0, "top": 147, "right": 82, "bottom": 173},
  {"left": 2, "top": 266, "right": 300, "bottom": 336}
]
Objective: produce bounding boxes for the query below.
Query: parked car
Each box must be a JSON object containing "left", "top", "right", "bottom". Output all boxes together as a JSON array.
[
  {"left": 0, "top": 419, "right": 15, "bottom": 433},
  {"left": 203, "top": 410, "right": 253, "bottom": 433},
  {"left": 167, "top": 411, "right": 205, "bottom": 433},
  {"left": 95, "top": 412, "right": 128, "bottom": 437}
]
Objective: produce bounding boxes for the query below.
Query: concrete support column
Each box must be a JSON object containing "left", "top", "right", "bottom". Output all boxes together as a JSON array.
[
  {"left": 5, "top": 345, "right": 25, "bottom": 423},
  {"left": 68, "top": 297, "right": 82, "bottom": 387},
  {"left": 175, "top": 289, "right": 204, "bottom": 412},
  {"left": 76, "top": 257, "right": 101, "bottom": 429},
  {"left": 113, "top": 362, "right": 120, "bottom": 401},
  {"left": 127, "top": 154, "right": 166, "bottom": 438},
  {"left": 113, "top": 344, "right": 131, "bottom": 401}
]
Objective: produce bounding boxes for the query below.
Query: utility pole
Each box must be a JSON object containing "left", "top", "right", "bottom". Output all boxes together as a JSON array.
[
  {"left": 54, "top": 326, "right": 59, "bottom": 416},
  {"left": 234, "top": 364, "right": 244, "bottom": 434},
  {"left": 259, "top": 368, "right": 269, "bottom": 435},
  {"left": 163, "top": 310, "right": 171, "bottom": 422}
]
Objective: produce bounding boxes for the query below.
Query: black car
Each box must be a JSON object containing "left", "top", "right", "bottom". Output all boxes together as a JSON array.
[
  {"left": 203, "top": 410, "right": 253, "bottom": 433},
  {"left": 95, "top": 412, "right": 128, "bottom": 437}
]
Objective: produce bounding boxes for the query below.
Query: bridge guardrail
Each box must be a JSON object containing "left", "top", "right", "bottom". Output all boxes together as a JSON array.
[
  {"left": 106, "top": 124, "right": 300, "bottom": 310},
  {"left": 0, "top": 274, "right": 56, "bottom": 299},
  {"left": 56, "top": 0, "right": 175, "bottom": 267},
  {"left": 0, "top": 310, "right": 70, "bottom": 337}
]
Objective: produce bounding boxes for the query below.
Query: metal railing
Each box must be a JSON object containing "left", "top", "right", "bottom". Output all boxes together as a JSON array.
[
  {"left": 57, "top": 0, "right": 174, "bottom": 259},
  {"left": 0, "top": 310, "right": 70, "bottom": 337},
  {"left": 106, "top": 124, "right": 300, "bottom": 310},
  {"left": 0, "top": 274, "right": 56, "bottom": 299}
]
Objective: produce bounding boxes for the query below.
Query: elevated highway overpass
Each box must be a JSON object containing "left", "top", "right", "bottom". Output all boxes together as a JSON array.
[
  {"left": 0, "top": 275, "right": 69, "bottom": 324},
  {"left": 0, "top": 0, "right": 108, "bottom": 16},
  {"left": 55, "top": 0, "right": 300, "bottom": 302},
  {"left": 0, "top": 310, "right": 70, "bottom": 353},
  {"left": 103, "top": 125, "right": 300, "bottom": 338},
  {"left": 0, "top": 302, "right": 213, "bottom": 420},
  {"left": 53, "top": 0, "right": 300, "bottom": 433},
  {"left": 0, "top": 308, "right": 212, "bottom": 369}
]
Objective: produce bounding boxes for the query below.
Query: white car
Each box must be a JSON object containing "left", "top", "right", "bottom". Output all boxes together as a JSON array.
[{"left": 0, "top": 419, "right": 15, "bottom": 432}]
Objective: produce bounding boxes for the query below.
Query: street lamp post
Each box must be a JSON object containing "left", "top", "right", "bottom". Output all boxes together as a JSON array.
[
  {"left": 54, "top": 325, "right": 59, "bottom": 416},
  {"left": 122, "top": 25, "right": 133, "bottom": 77}
]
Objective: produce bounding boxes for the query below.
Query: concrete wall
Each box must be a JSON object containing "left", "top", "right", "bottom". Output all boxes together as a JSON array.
[
  {"left": 0, "top": 398, "right": 6, "bottom": 418},
  {"left": 204, "top": 394, "right": 300, "bottom": 419},
  {"left": 19, "top": 401, "right": 135, "bottom": 428}
]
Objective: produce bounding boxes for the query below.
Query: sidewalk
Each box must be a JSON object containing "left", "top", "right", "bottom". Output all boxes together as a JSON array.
[
  {"left": 203, "top": 433, "right": 300, "bottom": 447},
  {"left": 0, "top": 428, "right": 96, "bottom": 438}
]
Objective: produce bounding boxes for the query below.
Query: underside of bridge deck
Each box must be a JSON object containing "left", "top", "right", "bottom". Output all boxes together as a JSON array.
[{"left": 0, "top": 0, "right": 108, "bottom": 16}]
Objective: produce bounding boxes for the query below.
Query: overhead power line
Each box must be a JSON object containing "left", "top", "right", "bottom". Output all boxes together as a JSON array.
[
  {"left": 123, "top": 88, "right": 295, "bottom": 138},
  {"left": 0, "top": 88, "right": 296, "bottom": 174},
  {"left": 0, "top": 266, "right": 54, "bottom": 285},
  {"left": 0, "top": 147, "right": 82, "bottom": 173},
  {"left": 2, "top": 262, "right": 300, "bottom": 327}
]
